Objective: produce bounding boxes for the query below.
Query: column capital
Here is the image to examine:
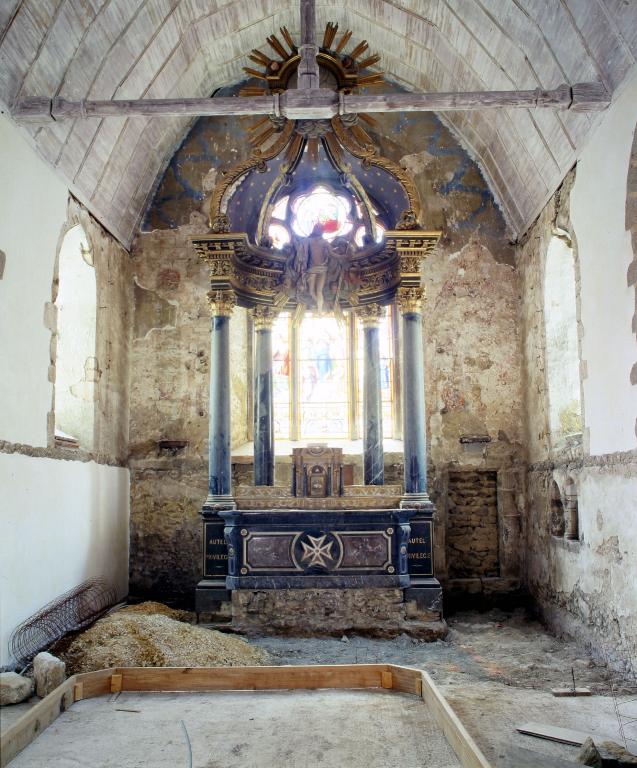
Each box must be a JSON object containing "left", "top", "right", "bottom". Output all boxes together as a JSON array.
[
  {"left": 397, "top": 287, "right": 425, "bottom": 315},
  {"left": 252, "top": 304, "right": 278, "bottom": 331},
  {"left": 208, "top": 289, "right": 236, "bottom": 317},
  {"left": 357, "top": 303, "right": 384, "bottom": 328}
]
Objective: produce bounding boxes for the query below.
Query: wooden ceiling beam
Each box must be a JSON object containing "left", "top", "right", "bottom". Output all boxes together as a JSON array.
[{"left": 11, "top": 83, "right": 610, "bottom": 123}]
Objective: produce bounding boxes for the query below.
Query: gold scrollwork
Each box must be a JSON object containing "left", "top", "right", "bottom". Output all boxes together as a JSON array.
[
  {"left": 209, "top": 121, "right": 296, "bottom": 227},
  {"left": 330, "top": 117, "right": 422, "bottom": 225},
  {"left": 207, "top": 289, "right": 236, "bottom": 317}
]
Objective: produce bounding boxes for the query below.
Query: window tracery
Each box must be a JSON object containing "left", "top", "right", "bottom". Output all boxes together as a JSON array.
[{"left": 266, "top": 184, "right": 385, "bottom": 252}]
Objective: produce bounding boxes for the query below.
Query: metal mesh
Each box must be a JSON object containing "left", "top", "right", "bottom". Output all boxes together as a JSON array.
[{"left": 9, "top": 577, "right": 116, "bottom": 668}]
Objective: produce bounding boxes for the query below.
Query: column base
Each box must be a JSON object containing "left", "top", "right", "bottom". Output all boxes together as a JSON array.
[
  {"left": 400, "top": 492, "right": 434, "bottom": 511},
  {"left": 195, "top": 579, "right": 231, "bottom": 617},
  {"left": 202, "top": 495, "right": 237, "bottom": 516}
]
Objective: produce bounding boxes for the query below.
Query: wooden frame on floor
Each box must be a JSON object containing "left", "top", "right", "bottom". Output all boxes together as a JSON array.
[{"left": 0, "top": 664, "right": 491, "bottom": 768}]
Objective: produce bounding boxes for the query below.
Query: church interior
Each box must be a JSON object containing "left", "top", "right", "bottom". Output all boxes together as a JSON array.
[{"left": 1, "top": 1, "right": 636, "bottom": 766}]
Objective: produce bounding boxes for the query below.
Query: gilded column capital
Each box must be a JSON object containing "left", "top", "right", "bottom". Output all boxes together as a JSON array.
[
  {"left": 397, "top": 287, "right": 425, "bottom": 315},
  {"left": 252, "top": 305, "right": 278, "bottom": 331},
  {"left": 207, "top": 289, "right": 236, "bottom": 317},
  {"left": 357, "top": 303, "right": 384, "bottom": 328}
]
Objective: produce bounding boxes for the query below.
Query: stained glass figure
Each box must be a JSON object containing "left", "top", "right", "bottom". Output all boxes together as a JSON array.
[
  {"left": 298, "top": 313, "right": 349, "bottom": 438},
  {"left": 272, "top": 313, "right": 291, "bottom": 438}
]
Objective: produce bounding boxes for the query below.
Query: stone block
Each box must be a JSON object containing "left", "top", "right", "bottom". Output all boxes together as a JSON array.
[
  {"left": 0, "top": 672, "right": 34, "bottom": 706},
  {"left": 34, "top": 652, "right": 66, "bottom": 698}
]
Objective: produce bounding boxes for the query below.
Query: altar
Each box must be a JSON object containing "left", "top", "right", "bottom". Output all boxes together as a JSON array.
[{"left": 189, "top": 37, "right": 445, "bottom": 637}]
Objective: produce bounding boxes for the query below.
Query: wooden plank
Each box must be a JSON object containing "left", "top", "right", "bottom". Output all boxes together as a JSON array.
[
  {"left": 388, "top": 665, "right": 422, "bottom": 696},
  {"left": 116, "top": 664, "right": 388, "bottom": 693},
  {"left": 73, "top": 682, "right": 83, "bottom": 701},
  {"left": 110, "top": 674, "right": 123, "bottom": 694},
  {"left": 421, "top": 671, "right": 492, "bottom": 768},
  {"left": 381, "top": 670, "right": 393, "bottom": 689},
  {"left": 551, "top": 687, "right": 592, "bottom": 697},
  {"left": 516, "top": 722, "right": 612, "bottom": 746},
  {"left": 11, "top": 83, "right": 610, "bottom": 124},
  {"left": 0, "top": 676, "right": 76, "bottom": 768}
]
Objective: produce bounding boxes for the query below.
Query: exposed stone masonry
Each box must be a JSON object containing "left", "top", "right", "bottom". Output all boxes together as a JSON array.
[{"left": 446, "top": 471, "right": 499, "bottom": 578}]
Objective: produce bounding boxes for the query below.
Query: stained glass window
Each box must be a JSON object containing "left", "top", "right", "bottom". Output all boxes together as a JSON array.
[
  {"left": 272, "top": 313, "right": 291, "bottom": 439},
  {"left": 298, "top": 313, "right": 349, "bottom": 437},
  {"left": 269, "top": 307, "right": 396, "bottom": 441},
  {"left": 266, "top": 184, "right": 385, "bottom": 251}
]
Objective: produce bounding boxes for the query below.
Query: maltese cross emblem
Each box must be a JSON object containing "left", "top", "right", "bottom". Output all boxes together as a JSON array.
[{"left": 300, "top": 534, "right": 335, "bottom": 568}]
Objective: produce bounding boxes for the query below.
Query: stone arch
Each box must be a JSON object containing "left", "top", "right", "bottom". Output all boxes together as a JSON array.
[
  {"left": 564, "top": 475, "right": 579, "bottom": 541},
  {"left": 543, "top": 232, "right": 583, "bottom": 449},
  {"left": 51, "top": 221, "right": 98, "bottom": 450},
  {"left": 549, "top": 479, "right": 565, "bottom": 538}
]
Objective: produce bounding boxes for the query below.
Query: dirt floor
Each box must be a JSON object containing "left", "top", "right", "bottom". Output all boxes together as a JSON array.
[
  {"left": 2, "top": 608, "right": 635, "bottom": 767},
  {"left": 251, "top": 608, "right": 635, "bottom": 766}
]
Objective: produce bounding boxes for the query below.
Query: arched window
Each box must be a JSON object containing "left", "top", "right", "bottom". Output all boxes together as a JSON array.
[
  {"left": 544, "top": 235, "right": 582, "bottom": 445},
  {"left": 271, "top": 306, "right": 396, "bottom": 440},
  {"left": 54, "top": 225, "right": 97, "bottom": 450}
]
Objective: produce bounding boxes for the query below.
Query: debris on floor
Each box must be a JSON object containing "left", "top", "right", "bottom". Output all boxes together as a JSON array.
[
  {"left": 33, "top": 651, "right": 66, "bottom": 697},
  {"left": 53, "top": 606, "right": 269, "bottom": 674},
  {"left": 0, "top": 671, "right": 33, "bottom": 706},
  {"left": 116, "top": 601, "right": 193, "bottom": 622}
]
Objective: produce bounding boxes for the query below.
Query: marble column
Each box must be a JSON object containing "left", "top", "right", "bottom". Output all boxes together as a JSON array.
[
  {"left": 398, "top": 288, "right": 430, "bottom": 501},
  {"left": 253, "top": 306, "right": 276, "bottom": 486},
  {"left": 204, "top": 290, "right": 236, "bottom": 510},
  {"left": 359, "top": 304, "right": 384, "bottom": 485}
]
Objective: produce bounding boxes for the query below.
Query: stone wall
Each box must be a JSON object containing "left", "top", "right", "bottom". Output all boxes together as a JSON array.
[
  {"left": 446, "top": 471, "right": 499, "bottom": 579},
  {"left": 128, "top": 105, "right": 525, "bottom": 602}
]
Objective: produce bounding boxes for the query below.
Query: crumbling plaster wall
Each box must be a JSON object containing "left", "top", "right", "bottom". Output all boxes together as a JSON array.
[
  {"left": 518, "top": 70, "right": 637, "bottom": 666},
  {"left": 0, "top": 114, "right": 132, "bottom": 666},
  {"left": 128, "top": 104, "right": 525, "bottom": 601}
]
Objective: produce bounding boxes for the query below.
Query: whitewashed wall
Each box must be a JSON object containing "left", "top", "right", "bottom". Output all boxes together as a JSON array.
[
  {"left": 571, "top": 70, "right": 637, "bottom": 456},
  {"left": 0, "top": 454, "right": 129, "bottom": 667},
  {"left": 0, "top": 115, "right": 129, "bottom": 667}
]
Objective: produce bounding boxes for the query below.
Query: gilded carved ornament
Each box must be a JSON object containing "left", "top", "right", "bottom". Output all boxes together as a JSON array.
[
  {"left": 207, "top": 289, "right": 236, "bottom": 317},
  {"left": 252, "top": 305, "right": 278, "bottom": 331},
  {"left": 357, "top": 303, "right": 384, "bottom": 327},
  {"left": 397, "top": 287, "right": 425, "bottom": 315}
]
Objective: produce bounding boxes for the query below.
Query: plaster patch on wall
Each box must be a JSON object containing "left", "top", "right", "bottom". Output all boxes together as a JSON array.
[{"left": 133, "top": 279, "right": 177, "bottom": 339}]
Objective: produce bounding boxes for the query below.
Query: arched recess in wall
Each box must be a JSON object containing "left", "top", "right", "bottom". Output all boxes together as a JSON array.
[
  {"left": 544, "top": 234, "right": 583, "bottom": 449},
  {"left": 54, "top": 224, "right": 98, "bottom": 450},
  {"left": 549, "top": 480, "right": 565, "bottom": 538},
  {"left": 564, "top": 476, "right": 579, "bottom": 541}
]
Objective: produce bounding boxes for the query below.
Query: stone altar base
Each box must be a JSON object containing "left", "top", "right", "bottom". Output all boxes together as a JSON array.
[{"left": 231, "top": 588, "right": 447, "bottom": 640}]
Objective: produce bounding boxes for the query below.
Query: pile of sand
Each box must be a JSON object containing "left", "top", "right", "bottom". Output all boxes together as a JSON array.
[
  {"left": 117, "top": 600, "right": 192, "bottom": 623},
  {"left": 53, "top": 606, "right": 268, "bottom": 674}
]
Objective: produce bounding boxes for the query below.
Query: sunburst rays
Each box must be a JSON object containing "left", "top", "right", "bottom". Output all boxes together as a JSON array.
[{"left": 239, "top": 22, "right": 384, "bottom": 151}]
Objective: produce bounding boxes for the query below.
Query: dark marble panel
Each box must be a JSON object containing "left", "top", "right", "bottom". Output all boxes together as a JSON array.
[
  {"left": 245, "top": 533, "right": 296, "bottom": 569},
  {"left": 340, "top": 532, "right": 390, "bottom": 568}
]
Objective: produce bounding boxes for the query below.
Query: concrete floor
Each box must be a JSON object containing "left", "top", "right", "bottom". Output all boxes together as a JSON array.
[{"left": 7, "top": 690, "right": 462, "bottom": 768}]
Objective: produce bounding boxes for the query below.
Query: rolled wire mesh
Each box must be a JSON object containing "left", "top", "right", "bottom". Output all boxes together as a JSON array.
[{"left": 9, "top": 577, "right": 116, "bottom": 668}]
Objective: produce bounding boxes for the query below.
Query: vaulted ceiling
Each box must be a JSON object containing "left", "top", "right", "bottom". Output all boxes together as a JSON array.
[{"left": 1, "top": 0, "right": 636, "bottom": 248}]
